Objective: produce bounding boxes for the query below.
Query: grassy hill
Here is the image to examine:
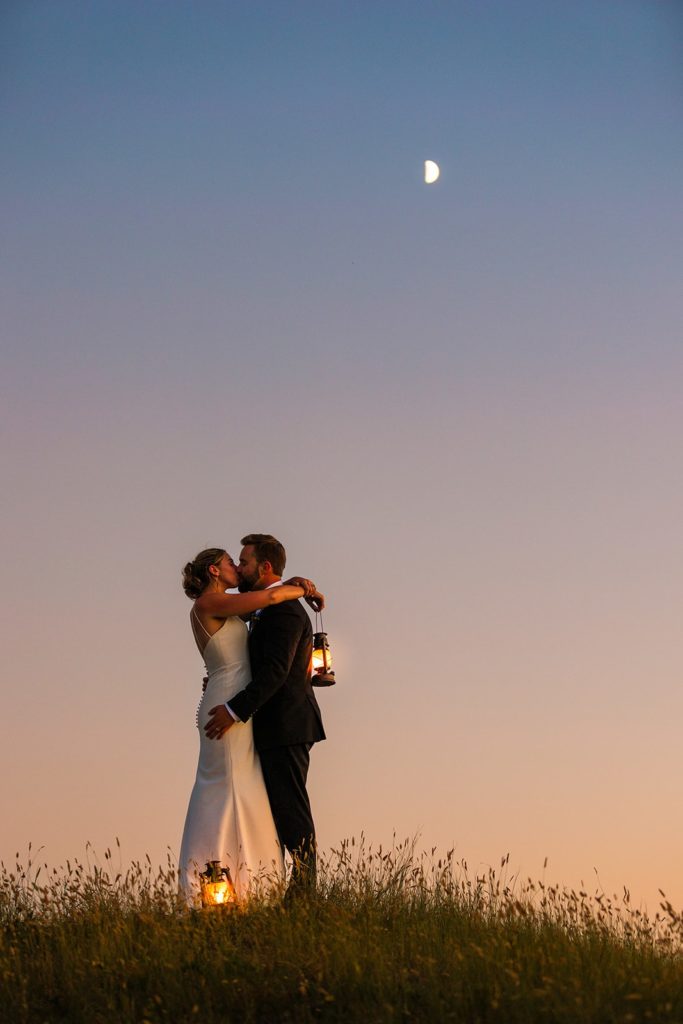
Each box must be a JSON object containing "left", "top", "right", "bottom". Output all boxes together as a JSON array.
[{"left": 2, "top": 839, "right": 682, "bottom": 1023}]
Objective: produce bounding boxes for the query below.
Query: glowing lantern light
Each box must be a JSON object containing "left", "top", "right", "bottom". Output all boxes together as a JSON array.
[
  {"left": 312, "top": 612, "right": 336, "bottom": 687},
  {"left": 199, "top": 860, "right": 236, "bottom": 908}
]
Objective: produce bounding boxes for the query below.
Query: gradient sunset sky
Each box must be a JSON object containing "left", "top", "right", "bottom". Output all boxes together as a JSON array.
[{"left": 2, "top": 1, "right": 682, "bottom": 910}]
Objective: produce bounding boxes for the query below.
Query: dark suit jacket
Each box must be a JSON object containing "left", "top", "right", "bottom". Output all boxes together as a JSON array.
[{"left": 228, "top": 599, "right": 326, "bottom": 752}]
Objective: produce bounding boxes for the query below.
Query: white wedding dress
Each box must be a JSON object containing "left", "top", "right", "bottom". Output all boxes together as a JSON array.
[{"left": 179, "top": 613, "right": 284, "bottom": 905}]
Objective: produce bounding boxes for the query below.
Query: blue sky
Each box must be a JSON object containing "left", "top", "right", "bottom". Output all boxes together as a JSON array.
[{"left": 2, "top": 1, "right": 682, "bottom": 908}]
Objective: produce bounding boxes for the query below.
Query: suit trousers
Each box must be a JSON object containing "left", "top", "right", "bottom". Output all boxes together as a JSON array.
[{"left": 258, "top": 743, "right": 316, "bottom": 890}]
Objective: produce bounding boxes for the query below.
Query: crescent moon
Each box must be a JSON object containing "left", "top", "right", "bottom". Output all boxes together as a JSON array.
[{"left": 424, "top": 160, "right": 440, "bottom": 184}]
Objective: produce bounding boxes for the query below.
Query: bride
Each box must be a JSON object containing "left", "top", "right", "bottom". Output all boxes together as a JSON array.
[{"left": 179, "top": 547, "right": 323, "bottom": 905}]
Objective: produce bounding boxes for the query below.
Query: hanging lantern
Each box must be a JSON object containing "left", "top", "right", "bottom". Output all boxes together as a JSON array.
[
  {"left": 312, "top": 612, "right": 336, "bottom": 687},
  {"left": 199, "top": 860, "right": 237, "bottom": 908}
]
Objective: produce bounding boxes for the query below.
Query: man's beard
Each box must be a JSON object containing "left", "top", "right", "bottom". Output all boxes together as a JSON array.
[{"left": 238, "top": 575, "right": 258, "bottom": 593}]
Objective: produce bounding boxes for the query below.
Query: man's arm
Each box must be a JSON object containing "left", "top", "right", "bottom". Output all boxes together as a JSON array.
[
  {"left": 229, "top": 603, "right": 304, "bottom": 721},
  {"left": 204, "top": 603, "right": 304, "bottom": 739}
]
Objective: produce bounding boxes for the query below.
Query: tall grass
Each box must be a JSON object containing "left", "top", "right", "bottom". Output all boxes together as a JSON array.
[{"left": 2, "top": 838, "right": 683, "bottom": 1022}]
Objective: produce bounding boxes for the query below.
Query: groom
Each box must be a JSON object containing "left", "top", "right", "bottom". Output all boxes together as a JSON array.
[{"left": 204, "top": 533, "right": 326, "bottom": 891}]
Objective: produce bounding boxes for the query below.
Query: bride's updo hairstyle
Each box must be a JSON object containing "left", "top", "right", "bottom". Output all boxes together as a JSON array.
[{"left": 182, "top": 548, "right": 227, "bottom": 599}]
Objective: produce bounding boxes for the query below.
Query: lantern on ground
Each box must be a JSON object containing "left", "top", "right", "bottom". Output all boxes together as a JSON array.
[
  {"left": 312, "top": 612, "right": 336, "bottom": 687},
  {"left": 199, "top": 860, "right": 236, "bottom": 908}
]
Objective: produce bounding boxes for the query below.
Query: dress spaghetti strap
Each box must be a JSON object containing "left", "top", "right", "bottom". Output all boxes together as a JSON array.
[{"left": 191, "top": 607, "right": 213, "bottom": 640}]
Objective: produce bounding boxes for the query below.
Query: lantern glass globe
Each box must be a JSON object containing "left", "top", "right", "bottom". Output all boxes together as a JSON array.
[{"left": 200, "top": 861, "right": 237, "bottom": 907}]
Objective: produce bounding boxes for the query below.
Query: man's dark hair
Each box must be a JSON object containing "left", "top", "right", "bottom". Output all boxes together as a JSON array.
[{"left": 241, "top": 534, "right": 286, "bottom": 576}]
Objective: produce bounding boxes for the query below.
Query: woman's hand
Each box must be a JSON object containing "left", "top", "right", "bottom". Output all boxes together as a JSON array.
[
  {"left": 283, "top": 576, "right": 325, "bottom": 612},
  {"left": 305, "top": 590, "right": 325, "bottom": 613},
  {"left": 284, "top": 576, "right": 317, "bottom": 597}
]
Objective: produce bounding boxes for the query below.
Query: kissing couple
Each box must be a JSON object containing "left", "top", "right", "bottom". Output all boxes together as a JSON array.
[{"left": 178, "top": 533, "right": 327, "bottom": 905}]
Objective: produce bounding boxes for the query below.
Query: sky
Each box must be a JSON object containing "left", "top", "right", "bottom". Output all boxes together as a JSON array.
[{"left": 1, "top": 0, "right": 682, "bottom": 911}]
